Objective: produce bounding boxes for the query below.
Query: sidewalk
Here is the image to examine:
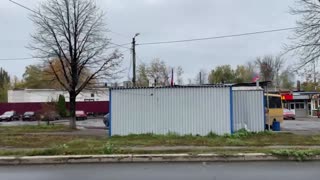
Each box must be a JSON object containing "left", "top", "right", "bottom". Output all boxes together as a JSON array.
[{"left": 1, "top": 153, "right": 320, "bottom": 165}]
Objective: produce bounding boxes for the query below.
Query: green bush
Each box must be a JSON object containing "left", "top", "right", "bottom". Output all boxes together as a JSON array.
[
  {"left": 206, "top": 131, "right": 219, "bottom": 138},
  {"left": 101, "top": 142, "right": 117, "bottom": 154},
  {"left": 57, "top": 94, "right": 67, "bottom": 117}
]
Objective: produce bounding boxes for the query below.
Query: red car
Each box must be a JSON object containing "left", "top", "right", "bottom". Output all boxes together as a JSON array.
[
  {"left": 283, "top": 109, "right": 295, "bottom": 120},
  {"left": 76, "top": 110, "right": 87, "bottom": 120}
]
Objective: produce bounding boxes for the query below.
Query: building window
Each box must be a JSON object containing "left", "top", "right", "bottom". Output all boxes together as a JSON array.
[
  {"left": 91, "top": 93, "right": 94, "bottom": 97},
  {"left": 295, "top": 103, "right": 305, "bottom": 109},
  {"left": 290, "top": 104, "right": 295, "bottom": 110},
  {"left": 84, "top": 99, "right": 94, "bottom": 102}
]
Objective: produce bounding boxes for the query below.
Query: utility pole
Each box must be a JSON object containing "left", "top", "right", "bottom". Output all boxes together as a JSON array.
[
  {"left": 132, "top": 33, "right": 140, "bottom": 86},
  {"left": 199, "top": 71, "right": 202, "bottom": 85}
]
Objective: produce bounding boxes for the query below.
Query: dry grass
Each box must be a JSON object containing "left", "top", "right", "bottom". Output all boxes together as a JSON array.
[
  {"left": 1, "top": 126, "right": 320, "bottom": 156},
  {"left": 0, "top": 125, "right": 71, "bottom": 134}
]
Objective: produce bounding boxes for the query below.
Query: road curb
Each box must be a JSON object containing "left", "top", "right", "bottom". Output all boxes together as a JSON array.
[{"left": 1, "top": 153, "right": 320, "bottom": 165}]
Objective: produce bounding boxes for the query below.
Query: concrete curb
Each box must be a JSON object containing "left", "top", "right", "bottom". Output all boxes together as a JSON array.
[{"left": 1, "top": 153, "right": 320, "bottom": 165}]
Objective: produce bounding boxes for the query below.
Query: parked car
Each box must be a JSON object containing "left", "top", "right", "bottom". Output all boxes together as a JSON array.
[
  {"left": 103, "top": 113, "right": 109, "bottom": 128},
  {"left": 76, "top": 110, "right": 87, "bottom": 120},
  {"left": 283, "top": 109, "right": 295, "bottom": 120},
  {"left": 22, "top": 111, "right": 36, "bottom": 121},
  {"left": 0, "top": 111, "right": 20, "bottom": 121}
]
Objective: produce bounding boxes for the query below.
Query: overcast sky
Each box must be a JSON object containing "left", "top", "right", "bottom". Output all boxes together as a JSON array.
[{"left": 0, "top": 0, "right": 297, "bottom": 82}]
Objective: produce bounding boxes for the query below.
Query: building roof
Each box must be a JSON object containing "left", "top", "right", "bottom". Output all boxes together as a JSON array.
[{"left": 110, "top": 84, "right": 232, "bottom": 90}]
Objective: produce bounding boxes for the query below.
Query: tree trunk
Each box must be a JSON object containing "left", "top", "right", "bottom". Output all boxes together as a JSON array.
[{"left": 69, "top": 92, "right": 77, "bottom": 129}]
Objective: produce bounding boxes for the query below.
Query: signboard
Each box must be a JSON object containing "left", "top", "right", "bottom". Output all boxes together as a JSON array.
[{"left": 281, "top": 94, "right": 293, "bottom": 100}]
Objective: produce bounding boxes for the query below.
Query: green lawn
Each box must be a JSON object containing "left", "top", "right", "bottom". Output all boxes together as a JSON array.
[
  {"left": 1, "top": 126, "right": 320, "bottom": 157},
  {"left": 0, "top": 125, "right": 72, "bottom": 134}
]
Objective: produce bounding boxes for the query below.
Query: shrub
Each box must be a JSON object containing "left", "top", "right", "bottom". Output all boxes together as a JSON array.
[
  {"left": 271, "top": 149, "right": 315, "bottom": 161},
  {"left": 206, "top": 131, "right": 219, "bottom": 138},
  {"left": 101, "top": 142, "right": 117, "bottom": 154},
  {"left": 57, "top": 94, "right": 67, "bottom": 117}
]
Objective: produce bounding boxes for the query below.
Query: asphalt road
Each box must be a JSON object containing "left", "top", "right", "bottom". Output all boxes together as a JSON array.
[{"left": 1, "top": 162, "right": 320, "bottom": 180}]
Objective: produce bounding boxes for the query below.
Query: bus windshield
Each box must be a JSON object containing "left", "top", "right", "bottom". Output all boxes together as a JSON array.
[{"left": 264, "top": 95, "right": 282, "bottom": 109}]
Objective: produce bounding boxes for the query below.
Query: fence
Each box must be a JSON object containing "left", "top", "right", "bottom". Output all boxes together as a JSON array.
[{"left": 0, "top": 101, "right": 109, "bottom": 115}]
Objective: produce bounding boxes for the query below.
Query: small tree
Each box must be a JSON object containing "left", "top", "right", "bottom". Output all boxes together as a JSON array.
[
  {"left": 208, "top": 65, "right": 235, "bottom": 84},
  {"left": 57, "top": 94, "right": 67, "bottom": 117},
  {"left": 30, "top": 0, "right": 122, "bottom": 129},
  {"left": 38, "top": 102, "right": 57, "bottom": 125},
  {"left": 0, "top": 68, "right": 10, "bottom": 102}
]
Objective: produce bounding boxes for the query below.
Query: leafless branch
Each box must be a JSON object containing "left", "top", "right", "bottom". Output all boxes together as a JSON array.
[
  {"left": 287, "top": 0, "right": 320, "bottom": 70},
  {"left": 29, "top": 0, "right": 122, "bottom": 128}
]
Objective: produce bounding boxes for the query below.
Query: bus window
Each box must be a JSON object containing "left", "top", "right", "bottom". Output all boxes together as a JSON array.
[{"left": 269, "top": 96, "right": 282, "bottom": 108}]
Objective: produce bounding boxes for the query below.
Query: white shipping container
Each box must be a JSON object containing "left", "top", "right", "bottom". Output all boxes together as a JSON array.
[{"left": 110, "top": 86, "right": 232, "bottom": 136}]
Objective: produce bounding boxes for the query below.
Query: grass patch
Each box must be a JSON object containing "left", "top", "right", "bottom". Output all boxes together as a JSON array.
[
  {"left": 0, "top": 134, "right": 84, "bottom": 148},
  {"left": 0, "top": 125, "right": 71, "bottom": 134},
  {"left": 270, "top": 149, "right": 320, "bottom": 161},
  {"left": 109, "top": 130, "right": 320, "bottom": 147},
  {"left": 0, "top": 146, "right": 309, "bottom": 157},
  {"left": 3, "top": 128, "right": 320, "bottom": 157}
]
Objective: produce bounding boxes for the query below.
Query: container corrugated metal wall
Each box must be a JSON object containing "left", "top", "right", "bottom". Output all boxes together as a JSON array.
[
  {"left": 232, "top": 89, "right": 264, "bottom": 132},
  {"left": 111, "top": 87, "right": 231, "bottom": 136}
]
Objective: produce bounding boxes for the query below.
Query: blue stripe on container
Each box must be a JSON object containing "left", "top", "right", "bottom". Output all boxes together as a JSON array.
[
  {"left": 108, "top": 89, "right": 112, "bottom": 137},
  {"left": 230, "top": 87, "right": 234, "bottom": 134},
  {"left": 263, "top": 92, "right": 266, "bottom": 128}
]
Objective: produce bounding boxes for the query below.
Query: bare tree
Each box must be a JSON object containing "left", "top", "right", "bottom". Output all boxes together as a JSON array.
[
  {"left": 273, "top": 56, "right": 285, "bottom": 87},
  {"left": 280, "top": 68, "right": 295, "bottom": 90},
  {"left": 29, "top": 0, "right": 122, "bottom": 129},
  {"left": 136, "top": 63, "right": 149, "bottom": 86},
  {"left": 175, "top": 66, "right": 184, "bottom": 85},
  {"left": 255, "top": 55, "right": 284, "bottom": 86},
  {"left": 195, "top": 69, "right": 208, "bottom": 84},
  {"left": 147, "top": 59, "right": 170, "bottom": 86},
  {"left": 288, "top": 0, "right": 320, "bottom": 69}
]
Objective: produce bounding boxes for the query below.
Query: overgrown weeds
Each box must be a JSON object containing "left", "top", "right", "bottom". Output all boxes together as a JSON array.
[{"left": 270, "top": 149, "right": 320, "bottom": 161}]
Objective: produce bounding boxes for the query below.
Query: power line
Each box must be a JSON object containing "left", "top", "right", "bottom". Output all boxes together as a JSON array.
[
  {"left": 108, "top": 30, "right": 131, "bottom": 39},
  {"left": 137, "top": 27, "right": 297, "bottom": 46},
  {"left": 109, "top": 42, "right": 131, "bottom": 50},
  {"left": 6, "top": 0, "right": 131, "bottom": 53},
  {"left": 9, "top": 0, "right": 39, "bottom": 14},
  {"left": 9, "top": 0, "right": 131, "bottom": 47},
  {"left": 0, "top": 43, "right": 130, "bottom": 61},
  {"left": 0, "top": 56, "right": 46, "bottom": 61}
]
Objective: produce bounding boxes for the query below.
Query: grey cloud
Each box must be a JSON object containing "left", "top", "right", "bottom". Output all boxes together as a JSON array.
[{"left": 0, "top": 0, "right": 297, "bottom": 81}]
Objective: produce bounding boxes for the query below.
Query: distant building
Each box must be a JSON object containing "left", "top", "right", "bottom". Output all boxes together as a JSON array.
[{"left": 8, "top": 88, "right": 109, "bottom": 103}]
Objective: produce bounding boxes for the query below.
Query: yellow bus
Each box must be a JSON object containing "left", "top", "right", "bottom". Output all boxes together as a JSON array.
[{"left": 264, "top": 93, "right": 283, "bottom": 127}]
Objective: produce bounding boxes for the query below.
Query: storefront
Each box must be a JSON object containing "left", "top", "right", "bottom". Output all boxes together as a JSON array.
[
  {"left": 282, "top": 93, "right": 310, "bottom": 118},
  {"left": 311, "top": 94, "right": 320, "bottom": 116},
  {"left": 281, "top": 92, "right": 320, "bottom": 117}
]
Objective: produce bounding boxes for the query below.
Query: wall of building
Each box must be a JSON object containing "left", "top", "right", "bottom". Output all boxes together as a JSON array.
[
  {"left": 0, "top": 101, "right": 109, "bottom": 115},
  {"left": 8, "top": 89, "right": 109, "bottom": 103},
  {"left": 110, "top": 86, "right": 232, "bottom": 136}
]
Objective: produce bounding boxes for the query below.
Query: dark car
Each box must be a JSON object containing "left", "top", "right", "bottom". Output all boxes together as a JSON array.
[
  {"left": 22, "top": 111, "right": 36, "bottom": 121},
  {"left": 76, "top": 110, "right": 87, "bottom": 120},
  {"left": 0, "top": 111, "right": 20, "bottom": 121},
  {"left": 283, "top": 109, "right": 295, "bottom": 120},
  {"left": 103, "top": 113, "right": 110, "bottom": 128}
]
